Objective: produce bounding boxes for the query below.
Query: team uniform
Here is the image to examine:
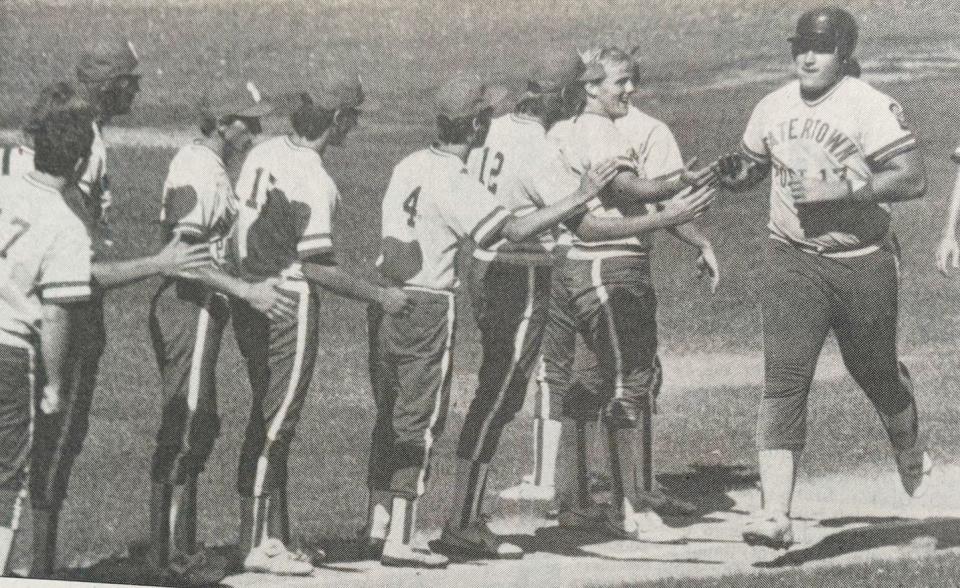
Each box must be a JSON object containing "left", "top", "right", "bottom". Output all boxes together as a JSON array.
[
  {"left": 445, "top": 113, "right": 580, "bottom": 529},
  {"left": 0, "top": 174, "right": 92, "bottom": 569},
  {"left": 741, "top": 76, "right": 920, "bottom": 453},
  {"left": 148, "top": 142, "right": 235, "bottom": 556},
  {"left": 544, "top": 107, "right": 678, "bottom": 517},
  {"left": 231, "top": 135, "right": 335, "bottom": 550},
  {"left": 367, "top": 146, "right": 509, "bottom": 544},
  {"left": 0, "top": 124, "right": 112, "bottom": 516}
]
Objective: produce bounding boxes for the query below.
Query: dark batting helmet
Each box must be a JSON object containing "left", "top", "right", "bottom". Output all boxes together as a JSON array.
[{"left": 789, "top": 7, "right": 858, "bottom": 60}]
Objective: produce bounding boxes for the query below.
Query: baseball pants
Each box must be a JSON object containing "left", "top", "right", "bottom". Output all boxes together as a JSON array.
[
  {"left": 31, "top": 300, "right": 105, "bottom": 510},
  {"left": 149, "top": 280, "right": 229, "bottom": 484},
  {"left": 232, "top": 280, "right": 320, "bottom": 499},
  {"left": 759, "top": 237, "right": 915, "bottom": 451},
  {"left": 457, "top": 259, "right": 551, "bottom": 463},
  {"left": 0, "top": 343, "right": 35, "bottom": 527},
  {"left": 367, "top": 288, "right": 456, "bottom": 499}
]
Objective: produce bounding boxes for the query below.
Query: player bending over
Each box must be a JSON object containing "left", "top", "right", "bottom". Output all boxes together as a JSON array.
[
  {"left": 366, "top": 73, "right": 622, "bottom": 568},
  {"left": 718, "top": 7, "right": 929, "bottom": 549},
  {"left": 231, "top": 72, "right": 412, "bottom": 576}
]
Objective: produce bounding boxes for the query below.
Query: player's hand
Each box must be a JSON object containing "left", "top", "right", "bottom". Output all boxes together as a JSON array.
[
  {"left": 380, "top": 287, "right": 414, "bottom": 316},
  {"left": 679, "top": 157, "right": 717, "bottom": 189},
  {"left": 40, "top": 384, "right": 61, "bottom": 415},
  {"left": 246, "top": 278, "right": 298, "bottom": 321},
  {"left": 790, "top": 175, "right": 854, "bottom": 205},
  {"left": 696, "top": 244, "right": 720, "bottom": 293},
  {"left": 936, "top": 236, "right": 960, "bottom": 276},
  {"left": 663, "top": 181, "right": 715, "bottom": 226},
  {"left": 580, "top": 157, "right": 631, "bottom": 198},
  {"left": 157, "top": 234, "right": 213, "bottom": 278}
]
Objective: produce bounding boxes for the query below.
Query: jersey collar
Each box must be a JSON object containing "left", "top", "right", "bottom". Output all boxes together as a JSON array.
[
  {"left": 799, "top": 75, "right": 849, "bottom": 107},
  {"left": 24, "top": 172, "right": 62, "bottom": 197},
  {"left": 510, "top": 112, "right": 545, "bottom": 129}
]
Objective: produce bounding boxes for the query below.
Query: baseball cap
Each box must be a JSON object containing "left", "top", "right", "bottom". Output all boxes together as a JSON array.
[
  {"left": 198, "top": 80, "right": 274, "bottom": 121},
  {"left": 528, "top": 50, "right": 584, "bottom": 92},
  {"left": 76, "top": 37, "right": 139, "bottom": 83},
  {"left": 312, "top": 70, "right": 365, "bottom": 111},
  {"left": 435, "top": 74, "right": 499, "bottom": 119}
]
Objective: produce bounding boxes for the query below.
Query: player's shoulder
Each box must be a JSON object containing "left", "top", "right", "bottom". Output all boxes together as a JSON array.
[
  {"left": 0, "top": 144, "right": 35, "bottom": 176},
  {"left": 169, "top": 141, "right": 224, "bottom": 173},
  {"left": 618, "top": 106, "right": 667, "bottom": 131},
  {"left": 840, "top": 76, "right": 901, "bottom": 109},
  {"left": 757, "top": 80, "right": 800, "bottom": 110},
  {"left": 394, "top": 146, "right": 459, "bottom": 177}
]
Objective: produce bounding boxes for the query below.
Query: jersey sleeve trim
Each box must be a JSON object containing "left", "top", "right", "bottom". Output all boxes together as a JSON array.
[
  {"left": 741, "top": 140, "right": 770, "bottom": 164},
  {"left": 41, "top": 281, "right": 92, "bottom": 303},
  {"left": 865, "top": 134, "right": 917, "bottom": 167},
  {"left": 470, "top": 206, "right": 511, "bottom": 248},
  {"left": 173, "top": 222, "right": 206, "bottom": 238},
  {"left": 297, "top": 233, "right": 333, "bottom": 258},
  {"left": 650, "top": 170, "right": 681, "bottom": 182}
]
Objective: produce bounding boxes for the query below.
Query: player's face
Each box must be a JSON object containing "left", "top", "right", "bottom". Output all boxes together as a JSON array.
[
  {"left": 793, "top": 43, "right": 844, "bottom": 92},
  {"left": 328, "top": 107, "right": 361, "bottom": 147},
  {"left": 101, "top": 74, "right": 140, "bottom": 117},
  {"left": 222, "top": 117, "right": 258, "bottom": 159},
  {"left": 591, "top": 61, "right": 634, "bottom": 119}
]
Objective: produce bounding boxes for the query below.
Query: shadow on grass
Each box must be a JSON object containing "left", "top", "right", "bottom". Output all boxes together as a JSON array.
[
  {"left": 656, "top": 463, "right": 759, "bottom": 521},
  {"left": 756, "top": 516, "right": 960, "bottom": 568}
]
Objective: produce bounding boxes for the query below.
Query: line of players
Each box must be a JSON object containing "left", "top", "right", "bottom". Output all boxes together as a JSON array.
[{"left": 0, "top": 3, "right": 940, "bottom": 582}]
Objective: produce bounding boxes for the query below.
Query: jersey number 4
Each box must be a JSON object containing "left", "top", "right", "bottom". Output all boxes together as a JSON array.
[{"left": 403, "top": 187, "right": 421, "bottom": 227}]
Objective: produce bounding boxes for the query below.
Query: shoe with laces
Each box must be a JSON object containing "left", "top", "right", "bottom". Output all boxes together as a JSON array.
[
  {"left": 243, "top": 538, "right": 314, "bottom": 576},
  {"left": 742, "top": 514, "right": 794, "bottom": 550},
  {"left": 603, "top": 508, "right": 687, "bottom": 543},
  {"left": 380, "top": 541, "right": 449, "bottom": 569},
  {"left": 895, "top": 444, "right": 933, "bottom": 498},
  {"left": 438, "top": 518, "right": 524, "bottom": 559}
]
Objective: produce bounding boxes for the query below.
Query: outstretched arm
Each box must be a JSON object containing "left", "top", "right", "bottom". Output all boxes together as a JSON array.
[
  {"left": 92, "top": 234, "right": 210, "bottom": 289},
  {"left": 300, "top": 259, "right": 412, "bottom": 315}
]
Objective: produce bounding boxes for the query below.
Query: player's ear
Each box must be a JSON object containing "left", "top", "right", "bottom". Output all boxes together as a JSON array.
[{"left": 583, "top": 81, "right": 601, "bottom": 99}]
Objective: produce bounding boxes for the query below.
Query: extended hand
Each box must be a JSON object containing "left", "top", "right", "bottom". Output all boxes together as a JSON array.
[
  {"left": 663, "top": 182, "right": 716, "bottom": 226},
  {"left": 696, "top": 245, "right": 720, "bottom": 293},
  {"left": 380, "top": 287, "right": 414, "bottom": 316},
  {"left": 157, "top": 234, "right": 213, "bottom": 278},
  {"left": 246, "top": 278, "right": 298, "bottom": 321},
  {"left": 936, "top": 236, "right": 960, "bottom": 276},
  {"left": 679, "top": 157, "right": 718, "bottom": 188},
  {"left": 580, "top": 157, "right": 633, "bottom": 197}
]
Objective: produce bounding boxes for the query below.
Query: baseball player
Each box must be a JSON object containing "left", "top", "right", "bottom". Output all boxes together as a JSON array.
[
  {"left": 366, "top": 74, "right": 621, "bottom": 568},
  {"left": 0, "top": 98, "right": 94, "bottom": 577},
  {"left": 231, "top": 72, "right": 412, "bottom": 576},
  {"left": 434, "top": 52, "right": 630, "bottom": 560},
  {"left": 542, "top": 46, "right": 719, "bottom": 541},
  {"left": 718, "top": 7, "right": 929, "bottom": 549},
  {"left": 3, "top": 58, "right": 210, "bottom": 577},
  {"left": 146, "top": 82, "right": 298, "bottom": 582}
]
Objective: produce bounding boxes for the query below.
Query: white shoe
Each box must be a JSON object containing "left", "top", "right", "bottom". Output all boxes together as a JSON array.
[
  {"left": 244, "top": 538, "right": 315, "bottom": 576},
  {"left": 742, "top": 514, "right": 794, "bottom": 550},
  {"left": 603, "top": 509, "right": 686, "bottom": 543},
  {"left": 499, "top": 481, "right": 555, "bottom": 501},
  {"left": 381, "top": 541, "right": 449, "bottom": 569},
  {"left": 438, "top": 519, "right": 524, "bottom": 559},
  {"left": 895, "top": 444, "right": 933, "bottom": 498}
]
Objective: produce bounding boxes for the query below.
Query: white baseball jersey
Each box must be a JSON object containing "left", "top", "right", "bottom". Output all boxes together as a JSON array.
[
  {"left": 0, "top": 174, "right": 92, "bottom": 349},
  {"left": 742, "top": 77, "right": 917, "bottom": 251},
  {"left": 233, "top": 136, "right": 337, "bottom": 281},
  {"left": 0, "top": 145, "right": 36, "bottom": 179},
  {"left": 160, "top": 142, "right": 236, "bottom": 266},
  {"left": 549, "top": 111, "right": 657, "bottom": 259},
  {"left": 380, "top": 146, "right": 511, "bottom": 292},
  {"left": 466, "top": 113, "right": 581, "bottom": 265}
]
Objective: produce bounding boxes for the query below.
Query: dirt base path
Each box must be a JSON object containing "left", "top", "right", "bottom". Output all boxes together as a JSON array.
[{"left": 224, "top": 465, "right": 960, "bottom": 588}]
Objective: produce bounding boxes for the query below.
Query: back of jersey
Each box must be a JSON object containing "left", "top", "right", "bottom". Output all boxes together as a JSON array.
[
  {"left": 0, "top": 145, "right": 35, "bottom": 178},
  {"left": 0, "top": 175, "right": 92, "bottom": 348}
]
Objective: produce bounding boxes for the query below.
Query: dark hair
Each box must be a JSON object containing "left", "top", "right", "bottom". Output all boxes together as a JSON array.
[
  {"left": 30, "top": 107, "right": 95, "bottom": 177},
  {"left": 437, "top": 107, "right": 492, "bottom": 144},
  {"left": 199, "top": 114, "right": 262, "bottom": 137},
  {"left": 290, "top": 93, "right": 335, "bottom": 141}
]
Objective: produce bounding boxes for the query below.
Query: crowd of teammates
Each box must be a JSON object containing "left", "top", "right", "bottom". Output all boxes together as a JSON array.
[{"left": 0, "top": 3, "right": 942, "bottom": 584}]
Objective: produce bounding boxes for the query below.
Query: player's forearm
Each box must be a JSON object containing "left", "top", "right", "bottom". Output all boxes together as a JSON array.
[
  {"left": 942, "top": 169, "right": 960, "bottom": 239},
  {"left": 574, "top": 210, "right": 675, "bottom": 242},
  {"left": 666, "top": 222, "right": 711, "bottom": 250},
  {"left": 39, "top": 303, "right": 73, "bottom": 391},
  {"left": 301, "top": 262, "right": 393, "bottom": 306},
  {"left": 179, "top": 265, "right": 256, "bottom": 300},
  {"left": 860, "top": 150, "right": 926, "bottom": 203},
  {"left": 92, "top": 255, "right": 165, "bottom": 289},
  {"left": 501, "top": 187, "right": 593, "bottom": 243},
  {"left": 608, "top": 172, "right": 679, "bottom": 206}
]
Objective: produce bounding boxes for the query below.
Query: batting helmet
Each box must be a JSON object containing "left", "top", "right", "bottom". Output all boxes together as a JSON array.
[{"left": 789, "top": 7, "right": 858, "bottom": 60}]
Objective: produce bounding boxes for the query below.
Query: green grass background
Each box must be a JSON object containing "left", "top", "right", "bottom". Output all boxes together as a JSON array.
[{"left": 3, "top": 0, "right": 960, "bottom": 582}]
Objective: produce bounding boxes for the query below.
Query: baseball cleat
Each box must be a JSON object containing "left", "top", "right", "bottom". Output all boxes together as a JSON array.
[
  {"left": 243, "top": 538, "right": 314, "bottom": 576},
  {"left": 603, "top": 509, "right": 687, "bottom": 543},
  {"left": 499, "top": 481, "right": 556, "bottom": 501},
  {"left": 437, "top": 520, "right": 524, "bottom": 559},
  {"left": 895, "top": 445, "right": 933, "bottom": 498},
  {"left": 380, "top": 541, "right": 449, "bottom": 569},
  {"left": 167, "top": 550, "right": 231, "bottom": 587},
  {"left": 638, "top": 488, "right": 698, "bottom": 517},
  {"left": 742, "top": 515, "right": 794, "bottom": 550},
  {"left": 556, "top": 503, "right": 608, "bottom": 528}
]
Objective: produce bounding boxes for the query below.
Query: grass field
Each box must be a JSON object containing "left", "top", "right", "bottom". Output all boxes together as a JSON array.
[{"left": 3, "top": 0, "right": 960, "bottom": 585}]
